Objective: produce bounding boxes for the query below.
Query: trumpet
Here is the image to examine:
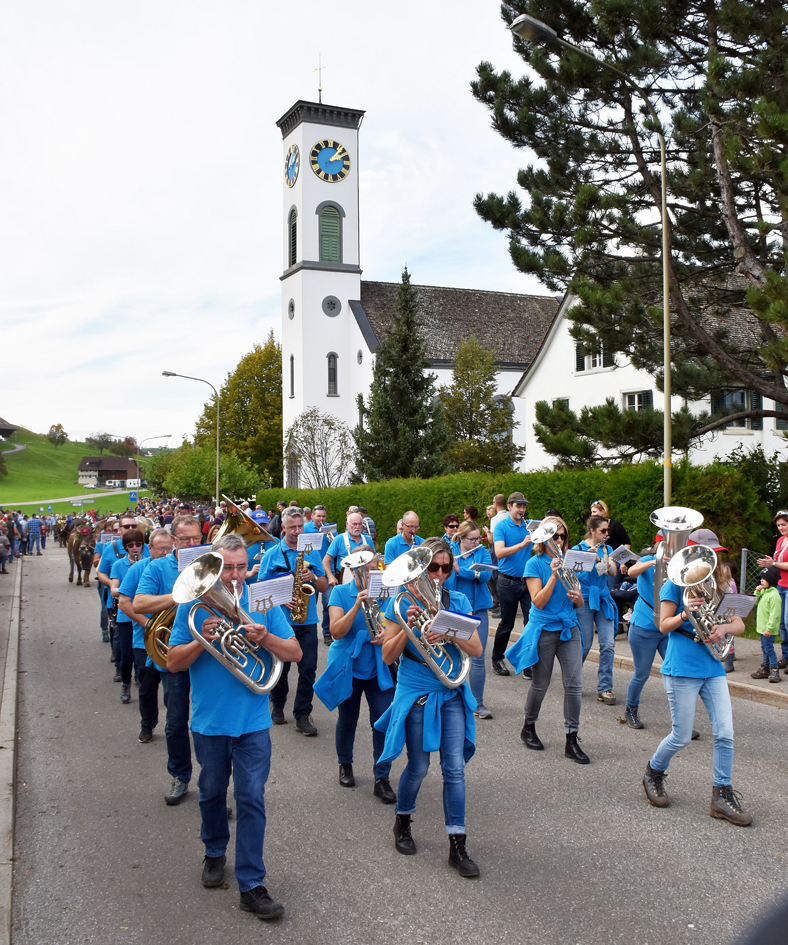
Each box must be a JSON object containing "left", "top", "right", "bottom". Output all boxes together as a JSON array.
[
  {"left": 528, "top": 522, "right": 582, "bottom": 595},
  {"left": 172, "top": 551, "right": 283, "bottom": 694},
  {"left": 666, "top": 545, "right": 734, "bottom": 662},
  {"left": 381, "top": 547, "right": 471, "bottom": 689},
  {"left": 340, "top": 548, "right": 385, "bottom": 641}
]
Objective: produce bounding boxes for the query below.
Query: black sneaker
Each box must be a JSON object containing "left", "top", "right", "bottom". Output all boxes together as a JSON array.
[
  {"left": 201, "top": 854, "right": 226, "bottom": 888},
  {"left": 138, "top": 726, "right": 153, "bottom": 743},
  {"left": 294, "top": 713, "right": 317, "bottom": 736},
  {"left": 113, "top": 671, "right": 122, "bottom": 682},
  {"left": 240, "top": 886, "right": 284, "bottom": 920},
  {"left": 270, "top": 706, "right": 286, "bottom": 725},
  {"left": 491, "top": 659, "right": 510, "bottom": 677}
]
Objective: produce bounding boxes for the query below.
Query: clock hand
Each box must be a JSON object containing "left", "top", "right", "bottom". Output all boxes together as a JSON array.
[{"left": 328, "top": 147, "right": 346, "bottom": 163}]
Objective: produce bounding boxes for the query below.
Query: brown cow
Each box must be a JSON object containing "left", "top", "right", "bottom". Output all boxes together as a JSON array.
[{"left": 67, "top": 523, "right": 97, "bottom": 586}]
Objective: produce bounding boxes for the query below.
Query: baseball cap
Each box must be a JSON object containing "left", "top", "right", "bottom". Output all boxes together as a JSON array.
[
  {"left": 251, "top": 510, "right": 269, "bottom": 524},
  {"left": 507, "top": 492, "right": 529, "bottom": 505},
  {"left": 687, "top": 528, "right": 728, "bottom": 553}
]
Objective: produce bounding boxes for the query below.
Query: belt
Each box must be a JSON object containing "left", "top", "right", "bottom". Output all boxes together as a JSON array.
[{"left": 499, "top": 574, "right": 524, "bottom": 582}]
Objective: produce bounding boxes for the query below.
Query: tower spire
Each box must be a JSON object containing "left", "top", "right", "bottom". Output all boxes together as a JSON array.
[{"left": 313, "top": 55, "right": 326, "bottom": 104}]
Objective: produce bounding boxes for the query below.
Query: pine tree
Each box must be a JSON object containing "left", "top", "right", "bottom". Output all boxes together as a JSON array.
[
  {"left": 354, "top": 268, "right": 451, "bottom": 481},
  {"left": 439, "top": 336, "right": 524, "bottom": 472}
]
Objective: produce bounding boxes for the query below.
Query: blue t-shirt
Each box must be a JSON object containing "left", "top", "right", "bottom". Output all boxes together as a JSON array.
[
  {"left": 119, "top": 557, "right": 152, "bottom": 649},
  {"left": 572, "top": 540, "right": 613, "bottom": 603},
  {"left": 659, "top": 579, "right": 724, "bottom": 678},
  {"left": 303, "top": 521, "right": 331, "bottom": 557},
  {"left": 383, "top": 533, "right": 423, "bottom": 565},
  {"left": 169, "top": 585, "right": 294, "bottom": 736},
  {"left": 630, "top": 555, "right": 658, "bottom": 631},
  {"left": 493, "top": 516, "right": 533, "bottom": 577},
  {"left": 328, "top": 582, "right": 377, "bottom": 679},
  {"left": 524, "top": 553, "right": 576, "bottom": 622},
  {"left": 445, "top": 542, "right": 493, "bottom": 612},
  {"left": 325, "top": 532, "right": 374, "bottom": 573},
  {"left": 257, "top": 540, "right": 326, "bottom": 626},
  {"left": 99, "top": 539, "right": 150, "bottom": 605},
  {"left": 109, "top": 556, "right": 137, "bottom": 623}
]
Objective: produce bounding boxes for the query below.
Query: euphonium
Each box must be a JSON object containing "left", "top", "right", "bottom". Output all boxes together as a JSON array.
[
  {"left": 381, "top": 547, "right": 471, "bottom": 689},
  {"left": 144, "top": 605, "right": 177, "bottom": 670},
  {"left": 649, "top": 506, "right": 705, "bottom": 625},
  {"left": 289, "top": 549, "right": 315, "bottom": 624},
  {"left": 341, "top": 548, "right": 385, "bottom": 641},
  {"left": 666, "top": 545, "right": 734, "bottom": 662},
  {"left": 212, "top": 495, "right": 277, "bottom": 547},
  {"left": 171, "top": 551, "right": 283, "bottom": 694},
  {"left": 528, "top": 522, "right": 582, "bottom": 595}
]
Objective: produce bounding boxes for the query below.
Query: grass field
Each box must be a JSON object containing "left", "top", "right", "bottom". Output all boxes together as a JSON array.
[{"left": 0, "top": 427, "right": 148, "bottom": 511}]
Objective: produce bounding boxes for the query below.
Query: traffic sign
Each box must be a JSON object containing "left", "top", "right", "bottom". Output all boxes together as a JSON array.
[
  {"left": 129, "top": 491, "right": 138, "bottom": 502},
  {"left": 47, "top": 505, "right": 52, "bottom": 511}
]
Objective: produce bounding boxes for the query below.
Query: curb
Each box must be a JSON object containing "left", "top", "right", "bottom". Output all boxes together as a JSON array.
[
  {"left": 0, "top": 560, "right": 22, "bottom": 943},
  {"left": 585, "top": 647, "right": 788, "bottom": 711}
]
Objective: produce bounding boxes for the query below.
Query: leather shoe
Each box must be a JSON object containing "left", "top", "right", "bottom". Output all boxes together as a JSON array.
[
  {"left": 339, "top": 763, "right": 355, "bottom": 787},
  {"left": 374, "top": 778, "right": 397, "bottom": 804},
  {"left": 491, "top": 659, "right": 510, "bottom": 677},
  {"left": 565, "top": 732, "right": 590, "bottom": 764},
  {"left": 520, "top": 721, "right": 544, "bottom": 751},
  {"left": 239, "top": 886, "right": 284, "bottom": 920},
  {"left": 201, "top": 854, "right": 226, "bottom": 888}
]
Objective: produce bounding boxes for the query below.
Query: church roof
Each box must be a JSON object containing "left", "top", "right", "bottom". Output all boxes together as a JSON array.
[{"left": 355, "top": 281, "right": 560, "bottom": 370}]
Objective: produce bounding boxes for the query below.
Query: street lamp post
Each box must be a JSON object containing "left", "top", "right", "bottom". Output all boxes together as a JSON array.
[
  {"left": 510, "top": 14, "right": 672, "bottom": 505},
  {"left": 137, "top": 435, "right": 172, "bottom": 484},
  {"left": 162, "top": 372, "right": 220, "bottom": 504}
]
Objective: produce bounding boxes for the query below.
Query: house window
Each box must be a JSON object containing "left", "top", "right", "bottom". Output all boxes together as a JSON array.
[
  {"left": 288, "top": 209, "right": 297, "bottom": 267},
  {"left": 289, "top": 355, "right": 294, "bottom": 399},
  {"left": 319, "top": 206, "right": 341, "bottom": 262},
  {"left": 711, "top": 389, "right": 763, "bottom": 430},
  {"left": 327, "top": 352, "right": 338, "bottom": 396},
  {"left": 624, "top": 390, "right": 654, "bottom": 411},
  {"left": 575, "top": 342, "right": 614, "bottom": 372}
]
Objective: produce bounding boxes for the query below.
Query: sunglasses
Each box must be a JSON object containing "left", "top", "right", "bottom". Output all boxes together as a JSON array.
[
  {"left": 120, "top": 523, "right": 135, "bottom": 529},
  {"left": 446, "top": 524, "right": 458, "bottom": 530},
  {"left": 555, "top": 533, "right": 567, "bottom": 540},
  {"left": 427, "top": 563, "right": 452, "bottom": 575},
  {"left": 126, "top": 541, "right": 143, "bottom": 548}
]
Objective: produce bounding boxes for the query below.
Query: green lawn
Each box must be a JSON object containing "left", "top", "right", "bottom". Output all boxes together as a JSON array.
[{"left": 0, "top": 428, "right": 148, "bottom": 512}]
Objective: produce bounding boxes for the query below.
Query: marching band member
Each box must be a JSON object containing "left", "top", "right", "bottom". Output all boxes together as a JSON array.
[
  {"left": 505, "top": 516, "right": 588, "bottom": 763},
  {"left": 166, "top": 534, "right": 301, "bottom": 920},
  {"left": 490, "top": 492, "right": 533, "bottom": 677},
  {"left": 642, "top": 558, "right": 751, "bottom": 826},
  {"left": 447, "top": 521, "right": 494, "bottom": 719},
  {"left": 621, "top": 546, "right": 665, "bottom": 729},
  {"left": 258, "top": 506, "right": 327, "bottom": 735},
  {"left": 109, "top": 528, "right": 146, "bottom": 705},
  {"left": 313, "top": 553, "right": 395, "bottom": 802},
  {"left": 383, "top": 511, "right": 423, "bottom": 564},
  {"left": 305, "top": 504, "right": 333, "bottom": 644},
  {"left": 376, "top": 537, "right": 483, "bottom": 878},
  {"left": 573, "top": 515, "right": 618, "bottom": 704},
  {"left": 323, "top": 511, "right": 375, "bottom": 588}
]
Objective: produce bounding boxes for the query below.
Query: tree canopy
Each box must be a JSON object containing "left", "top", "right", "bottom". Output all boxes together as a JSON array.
[
  {"left": 473, "top": 0, "right": 788, "bottom": 457},
  {"left": 439, "top": 336, "right": 525, "bottom": 471},
  {"left": 47, "top": 424, "right": 68, "bottom": 448},
  {"left": 195, "top": 331, "right": 283, "bottom": 487},
  {"left": 141, "top": 441, "right": 258, "bottom": 501},
  {"left": 285, "top": 407, "right": 356, "bottom": 489},
  {"left": 354, "top": 268, "right": 451, "bottom": 481}
]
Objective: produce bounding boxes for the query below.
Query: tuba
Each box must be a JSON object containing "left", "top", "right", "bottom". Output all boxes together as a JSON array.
[
  {"left": 649, "top": 506, "right": 704, "bottom": 625},
  {"left": 144, "top": 605, "right": 177, "bottom": 670},
  {"left": 212, "top": 495, "right": 277, "bottom": 547},
  {"left": 171, "top": 551, "right": 283, "bottom": 694},
  {"left": 528, "top": 522, "right": 582, "bottom": 595},
  {"left": 341, "top": 548, "right": 385, "bottom": 641},
  {"left": 666, "top": 545, "right": 734, "bottom": 662},
  {"left": 381, "top": 547, "right": 471, "bottom": 689}
]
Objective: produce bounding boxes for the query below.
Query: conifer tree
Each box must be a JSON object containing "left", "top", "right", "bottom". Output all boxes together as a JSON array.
[{"left": 354, "top": 268, "right": 451, "bottom": 481}]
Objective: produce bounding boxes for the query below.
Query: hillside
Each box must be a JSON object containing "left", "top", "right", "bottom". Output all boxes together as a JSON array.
[{"left": 0, "top": 428, "right": 143, "bottom": 506}]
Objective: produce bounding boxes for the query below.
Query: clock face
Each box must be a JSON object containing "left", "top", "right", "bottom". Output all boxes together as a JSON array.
[
  {"left": 285, "top": 144, "right": 299, "bottom": 187},
  {"left": 310, "top": 139, "right": 351, "bottom": 182}
]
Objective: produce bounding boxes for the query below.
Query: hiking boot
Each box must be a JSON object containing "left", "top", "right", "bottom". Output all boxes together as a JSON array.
[
  {"left": 564, "top": 732, "right": 590, "bottom": 764},
  {"left": 769, "top": 667, "right": 782, "bottom": 683},
  {"left": 710, "top": 785, "right": 752, "bottom": 826},
  {"left": 625, "top": 705, "right": 644, "bottom": 729},
  {"left": 520, "top": 721, "right": 544, "bottom": 751},
  {"left": 294, "top": 713, "right": 317, "bottom": 736},
  {"left": 778, "top": 658, "right": 788, "bottom": 670},
  {"left": 165, "top": 777, "right": 189, "bottom": 806},
  {"left": 239, "top": 886, "right": 285, "bottom": 920},
  {"left": 597, "top": 690, "right": 616, "bottom": 705},
  {"left": 393, "top": 814, "right": 417, "bottom": 855},
  {"left": 448, "top": 833, "right": 480, "bottom": 878},
  {"left": 201, "top": 854, "right": 226, "bottom": 887},
  {"left": 750, "top": 664, "right": 769, "bottom": 679},
  {"left": 642, "top": 764, "right": 669, "bottom": 807}
]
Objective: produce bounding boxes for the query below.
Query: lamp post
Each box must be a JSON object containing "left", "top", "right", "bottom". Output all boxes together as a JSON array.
[
  {"left": 162, "top": 372, "right": 220, "bottom": 504},
  {"left": 137, "top": 435, "right": 171, "bottom": 484},
  {"left": 510, "top": 14, "right": 672, "bottom": 505}
]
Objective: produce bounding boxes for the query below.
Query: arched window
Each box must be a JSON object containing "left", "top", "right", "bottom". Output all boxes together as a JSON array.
[
  {"left": 288, "top": 209, "right": 297, "bottom": 267},
  {"left": 289, "top": 355, "right": 294, "bottom": 399},
  {"left": 319, "top": 206, "right": 341, "bottom": 262},
  {"left": 327, "top": 352, "right": 338, "bottom": 396}
]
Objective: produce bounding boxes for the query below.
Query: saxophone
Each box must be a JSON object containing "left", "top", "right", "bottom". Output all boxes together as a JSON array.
[{"left": 290, "top": 550, "right": 315, "bottom": 624}]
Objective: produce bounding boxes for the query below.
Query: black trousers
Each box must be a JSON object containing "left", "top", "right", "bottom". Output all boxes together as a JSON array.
[{"left": 491, "top": 575, "right": 531, "bottom": 662}]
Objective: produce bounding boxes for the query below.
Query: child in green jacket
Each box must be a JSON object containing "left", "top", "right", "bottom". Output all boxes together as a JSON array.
[{"left": 752, "top": 567, "right": 782, "bottom": 683}]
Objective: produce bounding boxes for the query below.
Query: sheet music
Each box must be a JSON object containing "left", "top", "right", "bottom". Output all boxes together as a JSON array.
[
  {"left": 562, "top": 549, "right": 598, "bottom": 573},
  {"left": 177, "top": 544, "right": 213, "bottom": 571},
  {"left": 319, "top": 523, "right": 338, "bottom": 536},
  {"left": 248, "top": 574, "right": 294, "bottom": 615},
  {"left": 366, "top": 571, "right": 394, "bottom": 600},
  {"left": 429, "top": 609, "right": 480, "bottom": 642},
  {"left": 714, "top": 593, "right": 756, "bottom": 621},
  {"left": 470, "top": 563, "right": 497, "bottom": 573},
  {"left": 526, "top": 519, "right": 542, "bottom": 533},
  {"left": 609, "top": 545, "right": 641, "bottom": 566},
  {"left": 297, "top": 532, "right": 320, "bottom": 553},
  {"left": 99, "top": 532, "right": 115, "bottom": 543}
]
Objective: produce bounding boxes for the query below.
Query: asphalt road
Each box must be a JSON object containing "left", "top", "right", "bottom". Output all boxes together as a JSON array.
[{"left": 11, "top": 548, "right": 788, "bottom": 945}]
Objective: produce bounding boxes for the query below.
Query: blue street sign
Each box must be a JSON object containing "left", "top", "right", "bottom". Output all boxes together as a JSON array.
[
  {"left": 47, "top": 505, "right": 52, "bottom": 511},
  {"left": 129, "top": 491, "right": 138, "bottom": 501}
]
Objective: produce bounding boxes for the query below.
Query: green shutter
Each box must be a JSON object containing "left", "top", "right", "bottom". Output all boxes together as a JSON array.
[
  {"left": 711, "top": 390, "right": 725, "bottom": 416},
  {"left": 319, "top": 207, "right": 341, "bottom": 262},
  {"left": 751, "top": 391, "right": 763, "bottom": 430},
  {"left": 777, "top": 400, "right": 788, "bottom": 431},
  {"left": 602, "top": 345, "right": 614, "bottom": 368},
  {"left": 642, "top": 390, "right": 653, "bottom": 408},
  {"left": 575, "top": 344, "right": 585, "bottom": 372}
]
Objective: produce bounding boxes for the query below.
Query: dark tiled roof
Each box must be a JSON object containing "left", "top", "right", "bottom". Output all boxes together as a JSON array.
[
  {"left": 78, "top": 456, "right": 139, "bottom": 473},
  {"left": 357, "top": 281, "right": 559, "bottom": 369},
  {"left": 0, "top": 417, "right": 17, "bottom": 438}
]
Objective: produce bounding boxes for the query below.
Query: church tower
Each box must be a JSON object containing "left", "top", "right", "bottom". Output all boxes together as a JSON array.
[{"left": 276, "top": 101, "right": 366, "bottom": 487}]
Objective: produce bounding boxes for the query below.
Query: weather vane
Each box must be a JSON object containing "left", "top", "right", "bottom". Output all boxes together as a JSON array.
[{"left": 313, "top": 55, "right": 327, "bottom": 104}]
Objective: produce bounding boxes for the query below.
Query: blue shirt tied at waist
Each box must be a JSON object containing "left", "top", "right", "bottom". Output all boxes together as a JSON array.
[{"left": 374, "top": 590, "right": 476, "bottom": 765}]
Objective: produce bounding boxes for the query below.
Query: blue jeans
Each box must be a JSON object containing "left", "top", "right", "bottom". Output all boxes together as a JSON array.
[
  {"left": 336, "top": 675, "right": 393, "bottom": 779},
  {"left": 469, "top": 609, "right": 489, "bottom": 707},
  {"left": 28, "top": 535, "right": 41, "bottom": 553},
  {"left": 192, "top": 728, "right": 272, "bottom": 892},
  {"left": 270, "top": 623, "right": 316, "bottom": 717},
  {"left": 577, "top": 603, "right": 615, "bottom": 692},
  {"left": 761, "top": 633, "right": 778, "bottom": 668},
  {"left": 161, "top": 670, "right": 192, "bottom": 783},
  {"left": 492, "top": 575, "right": 531, "bottom": 661},
  {"left": 626, "top": 623, "right": 668, "bottom": 707},
  {"left": 650, "top": 675, "right": 734, "bottom": 785},
  {"left": 778, "top": 587, "right": 788, "bottom": 660},
  {"left": 396, "top": 693, "right": 467, "bottom": 833}
]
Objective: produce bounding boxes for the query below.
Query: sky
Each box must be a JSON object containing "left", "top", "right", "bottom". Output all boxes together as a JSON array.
[{"left": 2, "top": 0, "right": 548, "bottom": 447}]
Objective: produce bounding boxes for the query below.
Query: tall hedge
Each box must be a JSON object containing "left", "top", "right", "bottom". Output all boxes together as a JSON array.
[{"left": 255, "top": 460, "right": 772, "bottom": 563}]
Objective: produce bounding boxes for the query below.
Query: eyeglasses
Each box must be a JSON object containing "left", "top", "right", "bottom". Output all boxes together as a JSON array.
[
  {"left": 174, "top": 534, "right": 201, "bottom": 545},
  {"left": 427, "top": 563, "right": 452, "bottom": 575},
  {"left": 221, "top": 564, "right": 248, "bottom": 574},
  {"left": 404, "top": 524, "right": 420, "bottom": 531},
  {"left": 465, "top": 536, "right": 480, "bottom": 543},
  {"left": 598, "top": 529, "right": 609, "bottom": 534},
  {"left": 126, "top": 541, "right": 143, "bottom": 549}
]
